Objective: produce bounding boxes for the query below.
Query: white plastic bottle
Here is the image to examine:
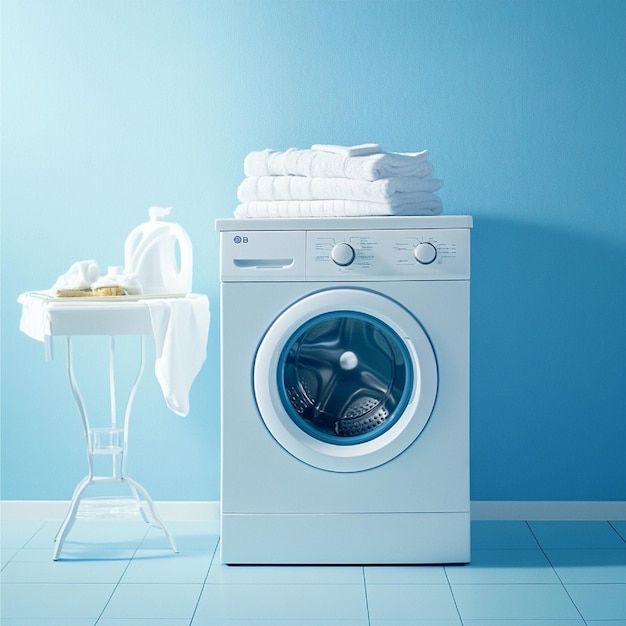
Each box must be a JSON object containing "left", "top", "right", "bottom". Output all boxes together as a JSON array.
[{"left": 124, "top": 207, "right": 193, "bottom": 295}]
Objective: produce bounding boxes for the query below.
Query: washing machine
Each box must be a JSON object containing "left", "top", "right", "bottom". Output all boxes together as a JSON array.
[{"left": 216, "top": 215, "right": 472, "bottom": 564}]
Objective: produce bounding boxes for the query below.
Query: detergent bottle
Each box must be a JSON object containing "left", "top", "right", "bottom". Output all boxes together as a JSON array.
[{"left": 124, "top": 207, "right": 193, "bottom": 294}]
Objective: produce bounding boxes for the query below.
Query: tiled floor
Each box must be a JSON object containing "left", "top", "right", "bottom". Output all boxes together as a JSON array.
[{"left": 1, "top": 519, "right": 626, "bottom": 625}]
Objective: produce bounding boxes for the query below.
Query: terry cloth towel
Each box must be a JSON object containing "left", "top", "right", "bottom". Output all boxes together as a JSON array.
[
  {"left": 238, "top": 176, "right": 443, "bottom": 203},
  {"left": 244, "top": 147, "right": 433, "bottom": 181},
  {"left": 17, "top": 292, "right": 52, "bottom": 342},
  {"left": 310, "top": 143, "right": 381, "bottom": 157},
  {"left": 235, "top": 197, "right": 443, "bottom": 218},
  {"left": 144, "top": 294, "right": 209, "bottom": 417}
]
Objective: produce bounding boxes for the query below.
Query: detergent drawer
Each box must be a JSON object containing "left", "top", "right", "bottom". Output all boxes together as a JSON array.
[{"left": 220, "top": 231, "right": 305, "bottom": 281}]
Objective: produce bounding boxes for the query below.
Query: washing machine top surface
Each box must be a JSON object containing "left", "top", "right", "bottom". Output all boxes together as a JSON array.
[{"left": 216, "top": 215, "right": 472, "bottom": 231}]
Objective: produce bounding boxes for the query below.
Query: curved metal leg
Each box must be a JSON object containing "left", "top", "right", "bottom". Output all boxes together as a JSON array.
[
  {"left": 54, "top": 475, "right": 91, "bottom": 542},
  {"left": 125, "top": 477, "right": 178, "bottom": 553},
  {"left": 67, "top": 337, "right": 94, "bottom": 476},
  {"left": 122, "top": 338, "right": 150, "bottom": 526},
  {"left": 122, "top": 337, "right": 145, "bottom": 477},
  {"left": 127, "top": 481, "right": 151, "bottom": 524},
  {"left": 54, "top": 338, "right": 95, "bottom": 558},
  {"left": 109, "top": 336, "right": 120, "bottom": 479},
  {"left": 53, "top": 477, "right": 92, "bottom": 560}
]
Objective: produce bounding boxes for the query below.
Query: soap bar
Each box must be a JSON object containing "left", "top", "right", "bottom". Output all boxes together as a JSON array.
[{"left": 56, "top": 289, "right": 94, "bottom": 297}]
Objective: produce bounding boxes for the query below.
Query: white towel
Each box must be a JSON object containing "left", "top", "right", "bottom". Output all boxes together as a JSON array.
[
  {"left": 310, "top": 143, "right": 381, "bottom": 157},
  {"left": 234, "top": 197, "right": 443, "bottom": 219},
  {"left": 238, "top": 176, "right": 443, "bottom": 203},
  {"left": 144, "top": 294, "right": 209, "bottom": 417},
  {"left": 17, "top": 292, "right": 52, "bottom": 342},
  {"left": 52, "top": 260, "right": 100, "bottom": 291},
  {"left": 244, "top": 148, "right": 433, "bottom": 181}
]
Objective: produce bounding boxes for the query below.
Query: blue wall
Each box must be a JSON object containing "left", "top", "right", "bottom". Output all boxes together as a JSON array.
[{"left": 2, "top": 0, "right": 625, "bottom": 501}]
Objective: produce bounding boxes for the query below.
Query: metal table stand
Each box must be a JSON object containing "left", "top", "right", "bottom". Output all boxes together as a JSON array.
[{"left": 38, "top": 301, "right": 179, "bottom": 560}]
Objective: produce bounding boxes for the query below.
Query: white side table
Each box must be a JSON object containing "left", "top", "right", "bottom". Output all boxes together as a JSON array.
[{"left": 22, "top": 296, "right": 179, "bottom": 559}]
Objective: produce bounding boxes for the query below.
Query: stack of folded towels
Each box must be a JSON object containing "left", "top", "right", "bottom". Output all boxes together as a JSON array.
[{"left": 235, "top": 143, "right": 443, "bottom": 218}]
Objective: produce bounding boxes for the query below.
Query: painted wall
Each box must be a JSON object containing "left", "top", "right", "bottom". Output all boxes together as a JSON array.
[{"left": 2, "top": 0, "right": 625, "bottom": 502}]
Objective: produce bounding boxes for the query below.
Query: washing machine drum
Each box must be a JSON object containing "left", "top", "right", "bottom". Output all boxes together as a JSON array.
[
  {"left": 280, "top": 312, "right": 413, "bottom": 444},
  {"left": 254, "top": 288, "right": 438, "bottom": 472}
]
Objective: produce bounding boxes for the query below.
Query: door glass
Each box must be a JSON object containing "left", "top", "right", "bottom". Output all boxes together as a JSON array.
[{"left": 278, "top": 311, "right": 413, "bottom": 445}]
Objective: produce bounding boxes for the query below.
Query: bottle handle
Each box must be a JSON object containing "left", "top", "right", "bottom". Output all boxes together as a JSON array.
[{"left": 173, "top": 230, "right": 193, "bottom": 292}]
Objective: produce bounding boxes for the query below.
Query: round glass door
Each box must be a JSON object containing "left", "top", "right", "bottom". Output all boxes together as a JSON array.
[
  {"left": 278, "top": 311, "right": 413, "bottom": 445},
  {"left": 254, "top": 288, "right": 438, "bottom": 472}
]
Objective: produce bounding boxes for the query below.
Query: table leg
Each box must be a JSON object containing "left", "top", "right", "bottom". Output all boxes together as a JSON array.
[
  {"left": 66, "top": 337, "right": 94, "bottom": 476},
  {"left": 125, "top": 476, "right": 178, "bottom": 553},
  {"left": 127, "top": 481, "right": 151, "bottom": 525},
  {"left": 54, "top": 338, "right": 94, "bottom": 559},
  {"left": 54, "top": 335, "right": 178, "bottom": 559},
  {"left": 122, "top": 336, "right": 145, "bottom": 477},
  {"left": 53, "top": 476, "right": 92, "bottom": 560}
]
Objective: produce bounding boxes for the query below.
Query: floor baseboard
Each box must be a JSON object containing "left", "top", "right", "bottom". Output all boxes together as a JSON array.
[
  {"left": 0, "top": 500, "right": 219, "bottom": 522},
  {"left": 471, "top": 500, "right": 626, "bottom": 520},
  {"left": 1, "top": 500, "right": 625, "bottom": 521}
]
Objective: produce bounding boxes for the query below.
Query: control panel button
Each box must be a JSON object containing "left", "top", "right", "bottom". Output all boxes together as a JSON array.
[
  {"left": 331, "top": 243, "right": 356, "bottom": 266},
  {"left": 414, "top": 242, "right": 437, "bottom": 265}
]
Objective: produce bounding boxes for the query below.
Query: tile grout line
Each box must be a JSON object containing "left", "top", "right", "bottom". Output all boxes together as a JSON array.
[
  {"left": 608, "top": 520, "right": 626, "bottom": 544},
  {"left": 187, "top": 537, "right": 220, "bottom": 626},
  {"left": 1, "top": 520, "right": 48, "bottom": 572},
  {"left": 93, "top": 523, "right": 151, "bottom": 625},
  {"left": 444, "top": 564, "right": 465, "bottom": 626},
  {"left": 361, "top": 566, "right": 371, "bottom": 626},
  {"left": 0, "top": 547, "right": 18, "bottom": 573},
  {"left": 525, "top": 520, "right": 588, "bottom": 626}
]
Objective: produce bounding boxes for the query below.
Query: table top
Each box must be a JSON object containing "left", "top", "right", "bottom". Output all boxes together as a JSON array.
[{"left": 20, "top": 292, "right": 205, "bottom": 337}]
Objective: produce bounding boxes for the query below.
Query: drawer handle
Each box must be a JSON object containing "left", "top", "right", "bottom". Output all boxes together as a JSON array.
[{"left": 233, "top": 258, "right": 294, "bottom": 269}]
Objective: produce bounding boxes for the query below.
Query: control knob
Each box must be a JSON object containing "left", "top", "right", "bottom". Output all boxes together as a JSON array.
[
  {"left": 413, "top": 242, "right": 437, "bottom": 265},
  {"left": 331, "top": 242, "right": 356, "bottom": 266}
]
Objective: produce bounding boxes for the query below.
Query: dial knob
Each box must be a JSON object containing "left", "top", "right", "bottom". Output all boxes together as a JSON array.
[
  {"left": 331, "top": 243, "right": 356, "bottom": 266},
  {"left": 414, "top": 242, "right": 437, "bottom": 265}
]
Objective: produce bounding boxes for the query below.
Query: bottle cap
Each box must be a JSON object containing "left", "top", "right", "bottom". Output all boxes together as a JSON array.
[{"left": 149, "top": 206, "right": 172, "bottom": 221}]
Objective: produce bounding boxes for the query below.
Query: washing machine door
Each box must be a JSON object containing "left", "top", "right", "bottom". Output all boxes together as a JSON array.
[{"left": 254, "top": 288, "right": 438, "bottom": 472}]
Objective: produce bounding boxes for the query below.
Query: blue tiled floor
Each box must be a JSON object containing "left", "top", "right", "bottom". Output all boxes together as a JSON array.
[{"left": 1, "top": 519, "right": 625, "bottom": 624}]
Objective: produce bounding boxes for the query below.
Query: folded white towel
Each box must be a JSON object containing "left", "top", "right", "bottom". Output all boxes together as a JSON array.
[
  {"left": 234, "top": 197, "right": 443, "bottom": 219},
  {"left": 310, "top": 143, "right": 381, "bottom": 157},
  {"left": 244, "top": 148, "right": 433, "bottom": 181},
  {"left": 144, "top": 294, "right": 209, "bottom": 417},
  {"left": 238, "top": 176, "right": 443, "bottom": 204}
]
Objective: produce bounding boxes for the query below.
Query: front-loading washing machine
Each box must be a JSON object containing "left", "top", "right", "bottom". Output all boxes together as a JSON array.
[{"left": 216, "top": 215, "right": 472, "bottom": 564}]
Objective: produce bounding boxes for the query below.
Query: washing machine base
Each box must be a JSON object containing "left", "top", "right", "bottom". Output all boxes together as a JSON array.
[{"left": 221, "top": 512, "right": 470, "bottom": 564}]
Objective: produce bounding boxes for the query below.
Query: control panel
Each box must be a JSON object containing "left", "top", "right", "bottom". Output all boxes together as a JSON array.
[
  {"left": 306, "top": 229, "right": 470, "bottom": 281},
  {"left": 220, "top": 228, "right": 470, "bottom": 281}
]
